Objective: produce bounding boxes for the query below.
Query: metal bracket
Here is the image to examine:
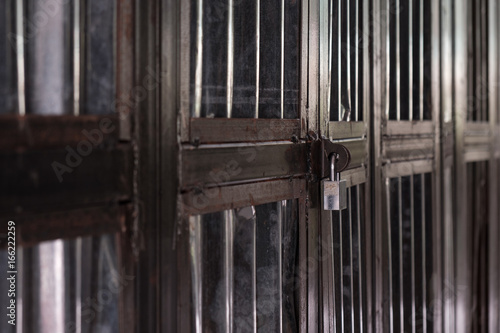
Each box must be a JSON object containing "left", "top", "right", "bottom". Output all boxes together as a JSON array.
[{"left": 320, "top": 137, "right": 351, "bottom": 179}]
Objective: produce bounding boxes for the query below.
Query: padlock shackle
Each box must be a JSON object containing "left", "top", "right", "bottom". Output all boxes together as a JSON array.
[{"left": 330, "top": 153, "right": 338, "bottom": 181}]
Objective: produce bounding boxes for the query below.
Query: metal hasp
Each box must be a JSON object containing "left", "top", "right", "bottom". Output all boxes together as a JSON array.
[{"left": 319, "top": 138, "right": 350, "bottom": 210}]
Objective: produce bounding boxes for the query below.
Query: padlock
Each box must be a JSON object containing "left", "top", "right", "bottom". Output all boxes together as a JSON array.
[{"left": 321, "top": 154, "right": 347, "bottom": 210}]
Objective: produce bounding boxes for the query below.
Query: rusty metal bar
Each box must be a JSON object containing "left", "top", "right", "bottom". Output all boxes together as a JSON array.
[
  {"left": 0, "top": 114, "right": 120, "bottom": 151},
  {"left": 0, "top": 204, "right": 128, "bottom": 248},
  {"left": 189, "top": 118, "right": 300, "bottom": 144}
]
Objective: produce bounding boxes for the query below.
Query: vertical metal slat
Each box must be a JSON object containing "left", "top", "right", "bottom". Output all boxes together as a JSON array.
[
  {"left": 194, "top": 0, "right": 203, "bottom": 117},
  {"left": 396, "top": 0, "right": 401, "bottom": 121},
  {"left": 15, "top": 0, "right": 25, "bottom": 116},
  {"left": 75, "top": 238, "right": 82, "bottom": 333},
  {"left": 419, "top": 0, "right": 424, "bottom": 120},
  {"left": 354, "top": 0, "right": 359, "bottom": 121},
  {"left": 328, "top": 208, "right": 337, "bottom": 332},
  {"left": 255, "top": 0, "right": 260, "bottom": 119},
  {"left": 398, "top": 177, "right": 404, "bottom": 332},
  {"left": 357, "top": 184, "right": 364, "bottom": 333},
  {"left": 278, "top": 200, "right": 285, "bottom": 332},
  {"left": 338, "top": 0, "right": 342, "bottom": 121},
  {"left": 280, "top": 0, "right": 285, "bottom": 119},
  {"left": 226, "top": 0, "right": 234, "bottom": 118},
  {"left": 340, "top": 205, "right": 345, "bottom": 332},
  {"left": 421, "top": 173, "right": 427, "bottom": 333},
  {"left": 349, "top": 187, "right": 355, "bottom": 333},
  {"left": 409, "top": 0, "right": 413, "bottom": 121},
  {"left": 346, "top": 0, "right": 351, "bottom": 121},
  {"left": 17, "top": 247, "right": 23, "bottom": 333},
  {"left": 386, "top": 178, "right": 394, "bottom": 333},
  {"left": 189, "top": 216, "right": 202, "bottom": 333},
  {"left": 73, "top": 0, "right": 80, "bottom": 116},
  {"left": 386, "top": 0, "right": 391, "bottom": 120},
  {"left": 410, "top": 174, "right": 416, "bottom": 333},
  {"left": 224, "top": 211, "right": 234, "bottom": 333},
  {"left": 39, "top": 241, "right": 66, "bottom": 332},
  {"left": 252, "top": 209, "right": 257, "bottom": 333},
  {"left": 327, "top": 0, "right": 333, "bottom": 122}
]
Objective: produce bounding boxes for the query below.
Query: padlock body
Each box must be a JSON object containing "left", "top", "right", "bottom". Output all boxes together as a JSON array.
[{"left": 321, "top": 179, "right": 347, "bottom": 210}]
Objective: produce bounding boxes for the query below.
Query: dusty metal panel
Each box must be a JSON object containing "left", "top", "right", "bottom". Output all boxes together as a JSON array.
[
  {"left": 329, "top": 121, "right": 367, "bottom": 139},
  {"left": 189, "top": 118, "right": 301, "bottom": 144},
  {"left": 342, "top": 166, "right": 368, "bottom": 188},
  {"left": 385, "top": 121, "right": 433, "bottom": 136},
  {"left": 383, "top": 160, "right": 433, "bottom": 179},
  {"left": 0, "top": 115, "right": 120, "bottom": 151},
  {"left": 463, "top": 123, "right": 492, "bottom": 162},
  {"left": 182, "top": 178, "right": 306, "bottom": 215},
  {"left": 382, "top": 137, "right": 434, "bottom": 162},
  {"left": 180, "top": 143, "right": 307, "bottom": 189},
  {"left": 342, "top": 139, "right": 368, "bottom": 169}
]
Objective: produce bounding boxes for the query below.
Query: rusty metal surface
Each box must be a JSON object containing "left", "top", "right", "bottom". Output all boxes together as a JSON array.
[
  {"left": 182, "top": 178, "right": 305, "bottom": 215},
  {"left": 0, "top": 114, "right": 120, "bottom": 151},
  {"left": 0, "top": 145, "right": 132, "bottom": 214},
  {"left": 181, "top": 142, "right": 307, "bottom": 189},
  {"left": 190, "top": 118, "right": 301, "bottom": 144}
]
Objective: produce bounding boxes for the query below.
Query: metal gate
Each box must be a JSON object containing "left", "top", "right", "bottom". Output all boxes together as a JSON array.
[{"left": 2, "top": 0, "right": 500, "bottom": 332}]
